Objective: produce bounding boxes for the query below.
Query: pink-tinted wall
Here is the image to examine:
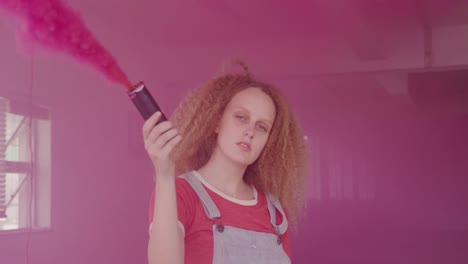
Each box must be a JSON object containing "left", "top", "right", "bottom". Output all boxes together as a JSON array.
[
  {"left": 288, "top": 84, "right": 468, "bottom": 263},
  {"left": 1, "top": 0, "right": 467, "bottom": 263}
]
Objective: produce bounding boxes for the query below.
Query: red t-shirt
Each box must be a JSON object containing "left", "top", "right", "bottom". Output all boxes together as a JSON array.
[{"left": 148, "top": 173, "right": 291, "bottom": 263}]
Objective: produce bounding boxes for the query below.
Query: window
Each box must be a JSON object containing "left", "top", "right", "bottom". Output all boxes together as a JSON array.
[{"left": 0, "top": 96, "right": 50, "bottom": 232}]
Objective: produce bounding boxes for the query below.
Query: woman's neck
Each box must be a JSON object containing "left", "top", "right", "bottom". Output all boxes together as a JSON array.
[{"left": 197, "top": 147, "right": 250, "bottom": 197}]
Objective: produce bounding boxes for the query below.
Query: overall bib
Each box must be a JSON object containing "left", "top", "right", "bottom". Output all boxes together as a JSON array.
[{"left": 181, "top": 172, "right": 291, "bottom": 264}]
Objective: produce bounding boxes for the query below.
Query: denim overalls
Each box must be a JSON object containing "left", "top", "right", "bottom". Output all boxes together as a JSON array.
[{"left": 181, "top": 172, "right": 291, "bottom": 264}]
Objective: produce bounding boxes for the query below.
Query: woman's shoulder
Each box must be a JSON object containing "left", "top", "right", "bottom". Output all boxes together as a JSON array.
[
  {"left": 174, "top": 171, "right": 200, "bottom": 199},
  {"left": 175, "top": 170, "right": 197, "bottom": 186}
]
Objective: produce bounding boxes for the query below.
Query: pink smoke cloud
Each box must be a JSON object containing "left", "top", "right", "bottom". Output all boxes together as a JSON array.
[{"left": 0, "top": 0, "right": 133, "bottom": 90}]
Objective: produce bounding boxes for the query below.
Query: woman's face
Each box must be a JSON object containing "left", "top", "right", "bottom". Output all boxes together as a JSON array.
[{"left": 215, "top": 87, "right": 276, "bottom": 166}]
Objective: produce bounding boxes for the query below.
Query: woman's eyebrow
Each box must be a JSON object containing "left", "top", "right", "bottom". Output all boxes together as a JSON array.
[{"left": 234, "top": 106, "right": 273, "bottom": 125}]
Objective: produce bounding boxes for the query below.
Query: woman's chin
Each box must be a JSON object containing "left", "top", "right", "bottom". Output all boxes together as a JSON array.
[{"left": 229, "top": 153, "right": 256, "bottom": 167}]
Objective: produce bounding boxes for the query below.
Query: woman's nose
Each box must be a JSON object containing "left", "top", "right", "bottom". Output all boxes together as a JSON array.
[{"left": 243, "top": 125, "right": 254, "bottom": 138}]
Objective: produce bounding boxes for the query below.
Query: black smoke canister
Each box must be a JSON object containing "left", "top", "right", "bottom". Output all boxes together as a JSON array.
[{"left": 128, "top": 81, "right": 167, "bottom": 123}]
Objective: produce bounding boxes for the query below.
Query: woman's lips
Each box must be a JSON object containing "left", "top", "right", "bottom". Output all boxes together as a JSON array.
[{"left": 237, "top": 142, "right": 252, "bottom": 152}]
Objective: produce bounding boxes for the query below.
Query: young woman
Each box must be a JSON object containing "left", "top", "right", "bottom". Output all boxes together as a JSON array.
[{"left": 144, "top": 61, "right": 308, "bottom": 264}]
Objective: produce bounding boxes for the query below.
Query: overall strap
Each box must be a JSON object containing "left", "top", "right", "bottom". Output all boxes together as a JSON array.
[
  {"left": 266, "top": 193, "right": 288, "bottom": 235},
  {"left": 180, "top": 172, "right": 221, "bottom": 219}
]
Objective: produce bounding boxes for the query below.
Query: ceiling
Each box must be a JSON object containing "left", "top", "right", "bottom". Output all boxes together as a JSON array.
[{"left": 75, "top": 0, "right": 468, "bottom": 44}]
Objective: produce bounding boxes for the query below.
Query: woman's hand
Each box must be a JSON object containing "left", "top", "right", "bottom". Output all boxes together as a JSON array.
[{"left": 142, "top": 112, "right": 182, "bottom": 180}]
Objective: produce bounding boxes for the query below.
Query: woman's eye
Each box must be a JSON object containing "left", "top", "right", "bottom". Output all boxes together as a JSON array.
[
  {"left": 257, "top": 125, "right": 268, "bottom": 132},
  {"left": 236, "top": 115, "right": 246, "bottom": 121}
]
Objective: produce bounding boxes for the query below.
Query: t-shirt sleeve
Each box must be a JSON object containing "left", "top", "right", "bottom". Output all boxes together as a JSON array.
[{"left": 148, "top": 177, "right": 196, "bottom": 235}]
